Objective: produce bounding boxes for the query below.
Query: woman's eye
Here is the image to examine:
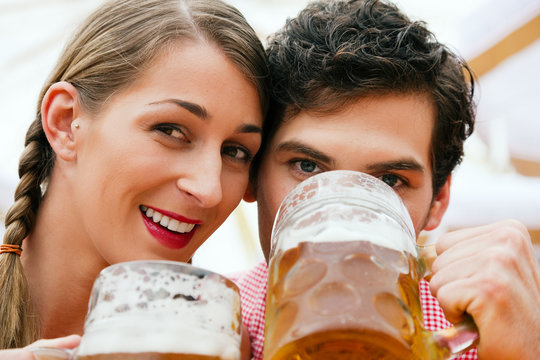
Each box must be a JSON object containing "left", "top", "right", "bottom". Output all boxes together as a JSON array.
[
  {"left": 222, "top": 146, "right": 251, "bottom": 163},
  {"left": 379, "top": 174, "right": 403, "bottom": 188},
  {"left": 156, "top": 124, "right": 188, "bottom": 142}
]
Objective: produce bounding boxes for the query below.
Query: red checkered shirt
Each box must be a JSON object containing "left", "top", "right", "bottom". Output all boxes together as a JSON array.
[{"left": 229, "top": 261, "right": 477, "bottom": 360}]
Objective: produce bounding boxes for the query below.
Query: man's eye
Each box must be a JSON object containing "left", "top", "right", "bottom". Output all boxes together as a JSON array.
[
  {"left": 300, "top": 160, "right": 317, "bottom": 173},
  {"left": 380, "top": 174, "right": 402, "bottom": 188},
  {"left": 295, "top": 160, "right": 320, "bottom": 174}
]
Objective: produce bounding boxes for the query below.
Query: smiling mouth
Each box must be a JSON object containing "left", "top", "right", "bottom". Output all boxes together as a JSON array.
[{"left": 140, "top": 205, "right": 196, "bottom": 234}]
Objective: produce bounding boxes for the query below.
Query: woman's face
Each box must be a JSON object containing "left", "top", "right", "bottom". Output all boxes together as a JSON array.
[{"left": 72, "top": 41, "right": 263, "bottom": 263}]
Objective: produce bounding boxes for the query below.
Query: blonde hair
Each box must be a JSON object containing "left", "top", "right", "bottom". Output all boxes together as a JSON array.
[{"left": 0, "top": 0, "right": 269, "bottom": 348}]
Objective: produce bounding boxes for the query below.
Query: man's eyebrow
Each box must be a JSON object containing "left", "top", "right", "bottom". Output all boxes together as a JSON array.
[
  {"left": 275, "top": 141, "right": 334, "bottom": 165},
  {"left": 148, "top": 99, "right": 208, "bottom": 120},
  {"left": 366, "top": 159, "right": 425, "bottom": 173}
]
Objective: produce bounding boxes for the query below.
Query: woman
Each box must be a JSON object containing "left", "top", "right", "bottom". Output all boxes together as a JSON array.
[{"left": 0, "top": 0, "right": 269, "bottom": 353}]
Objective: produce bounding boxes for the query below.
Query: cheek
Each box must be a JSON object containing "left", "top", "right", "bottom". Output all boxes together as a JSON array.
[
  {"left": 261, "top": 184, "right": 295, "bottom": 239},
  {"left": 220, "top": 174, "right": 250, "bottom": 212},
  {"left": 258, "top": 171, "right": 289, "bottom": 217},
  {"left": 404, "top": 196, "right": 434, "bottom": 236},
  {"left": 410, "top": 208, "right": 427, "bottom": 236},
  {"left": 255, "top": 176, "right": 282, "bottom": 226}
]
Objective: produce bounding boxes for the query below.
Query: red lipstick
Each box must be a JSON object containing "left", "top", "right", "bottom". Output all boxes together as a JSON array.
[{"left": 140, "top": 206, "right": 201, "bottom": 249}]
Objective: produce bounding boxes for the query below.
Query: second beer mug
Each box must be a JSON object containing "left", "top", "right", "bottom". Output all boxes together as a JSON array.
[
  {"left": 76, "top": 260, "right": 242, "bottom": 360},
  {"left": 264, "top": 170, "right": 477, "bottom": 360}
]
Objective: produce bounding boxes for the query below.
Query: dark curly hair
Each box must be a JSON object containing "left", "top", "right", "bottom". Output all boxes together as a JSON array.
[{"left": 254, "top": 0, "right": 475, "bottom": 196}]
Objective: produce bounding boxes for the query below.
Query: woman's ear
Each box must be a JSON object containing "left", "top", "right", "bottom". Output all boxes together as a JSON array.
[
  {"left": 41, "top": 81, "right": 81, "bottom": 161},
  {"left": 423, "top": 176, "right": 451, "bottom": 231}
]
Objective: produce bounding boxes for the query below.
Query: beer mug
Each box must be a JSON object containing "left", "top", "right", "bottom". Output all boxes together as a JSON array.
[
  {"left": 264, "top": 170, "right": 478, "bottom": 360},
  {"left": 74, "top": 260, "right": 242, "bottom": 360}
]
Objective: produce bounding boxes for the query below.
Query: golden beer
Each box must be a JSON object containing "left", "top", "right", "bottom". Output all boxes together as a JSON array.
[{"left": 264, "top": 240, "right": 445, "bottom": 360}]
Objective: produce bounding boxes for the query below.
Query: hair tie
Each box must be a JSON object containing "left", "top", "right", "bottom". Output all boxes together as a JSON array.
[{"left": 0, "top": 244, "right": 23, "bottom": 256}]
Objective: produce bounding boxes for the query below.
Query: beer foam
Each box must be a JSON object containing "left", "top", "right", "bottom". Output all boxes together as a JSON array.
[
  {"left": 276, "top": 202, "right": 417, "bottom": 256},
  {"left": 76, "top": 262, "right": 241, "bottom": 359},
  {"left": 272, "top": 171, "right": 418, "bottom": 257}
]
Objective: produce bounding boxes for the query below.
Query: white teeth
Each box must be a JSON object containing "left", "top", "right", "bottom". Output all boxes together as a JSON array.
[
  {"left": 160, "top": 216, "right": 170, "bottom": 227},
  {"left": 180, "top": 223, "right": 195, "bottom": 232},
  {"left": 177, "top": 222, "right": 188, "bottom": 233},
  {"left": 141, "top": 206, "right": 196, "bottom": 234},
  {"left": 152, "top": 212, "right": 162, "bottom": 223},
  {"left": 168, "top": 219, "right": 180, "bottom": 232}
]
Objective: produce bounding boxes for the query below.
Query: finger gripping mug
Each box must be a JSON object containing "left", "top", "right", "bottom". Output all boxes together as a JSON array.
[{"left": 263, "top": 170, "right": 477, "bottom": 360}]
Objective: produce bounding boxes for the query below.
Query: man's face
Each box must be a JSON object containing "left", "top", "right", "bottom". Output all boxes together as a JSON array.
[{"left": 255, "top": 93, "right": 450, "bottom": 259}]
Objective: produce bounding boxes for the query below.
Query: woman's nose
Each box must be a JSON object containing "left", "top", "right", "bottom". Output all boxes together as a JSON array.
[{"left": 176, "top": 153, "right": 223, "bottom": 208}]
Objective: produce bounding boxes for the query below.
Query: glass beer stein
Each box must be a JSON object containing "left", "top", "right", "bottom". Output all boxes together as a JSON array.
[
  {"left": 264, "top": 170, "right": 478, "bottom": 360},
  {"left": 27, "top": 260, "right": 240, "bottom": 360},
  {"left": 73, "top": 260, "right": 242, "bottom": 360}
]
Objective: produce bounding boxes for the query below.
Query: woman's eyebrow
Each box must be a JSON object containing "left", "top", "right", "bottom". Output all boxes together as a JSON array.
[
  {"left": 148, "top": 99, "right": 208, "bottom": 120},
  {"left": 237, "top": 124, "right": 262, "bottom": 134},
  {"left": 149, "top": 99, "right": 261, "bottom": 134}
]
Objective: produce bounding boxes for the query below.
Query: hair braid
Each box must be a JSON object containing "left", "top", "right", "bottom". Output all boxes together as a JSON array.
[{"left": 0, "top": 118, "right": 53, "bottom": 347}]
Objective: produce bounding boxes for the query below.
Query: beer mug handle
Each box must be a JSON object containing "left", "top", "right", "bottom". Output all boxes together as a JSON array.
[{"left": 417, "top": 245, "right": 479, "bottom": 356}]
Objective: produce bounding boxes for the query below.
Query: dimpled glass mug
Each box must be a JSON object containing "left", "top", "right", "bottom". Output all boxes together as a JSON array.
[
  {"left": 34, "top": 260, "right": 243, "bottom": 360},
  {"left": 263, "top": 170, "right": 478, "bottom": 360}
]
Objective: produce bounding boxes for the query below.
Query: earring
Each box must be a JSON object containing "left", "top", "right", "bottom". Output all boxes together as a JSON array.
[{"left": 73, "top": 122, "right": 80, "bottom": 129}]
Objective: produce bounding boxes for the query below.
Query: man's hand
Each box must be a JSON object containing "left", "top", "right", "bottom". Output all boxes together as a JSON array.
[{"left": 430, "top": 219, "right": 540, "bottom": 359}]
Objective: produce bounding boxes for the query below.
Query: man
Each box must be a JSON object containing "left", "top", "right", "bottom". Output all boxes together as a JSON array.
[{"left": 235, "top": 0, "right": 540, "bottom": 359}]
